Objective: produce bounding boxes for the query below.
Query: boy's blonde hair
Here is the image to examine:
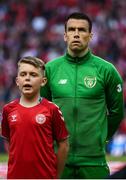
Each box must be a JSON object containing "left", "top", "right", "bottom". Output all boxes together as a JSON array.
[{"left": 18, "top": 56, "right": 45, "bottom": 76}]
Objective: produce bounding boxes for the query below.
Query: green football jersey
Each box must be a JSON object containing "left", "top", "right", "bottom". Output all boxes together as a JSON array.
[{"left": 40, "top": 50, "right": 124, "bottom": 165}]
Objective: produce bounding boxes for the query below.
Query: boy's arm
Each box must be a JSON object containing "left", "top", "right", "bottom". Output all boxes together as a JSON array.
[
  {"left": 56, "top": 138, "right": 69, "bottom": 178},
  {"left": 52, "top": 105, "right": 69, "bottom": 178},
  {"left": 1, "top": 107, "right": 10, "bottom": 140}
]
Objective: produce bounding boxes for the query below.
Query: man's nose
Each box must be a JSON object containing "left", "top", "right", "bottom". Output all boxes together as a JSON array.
[{"left": 74, "top": 29, "right": 79, "bottom": 37}]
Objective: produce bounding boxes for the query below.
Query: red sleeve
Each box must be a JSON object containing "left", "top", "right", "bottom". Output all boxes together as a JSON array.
[
  {"left": 1, "top": 107, "right": 10, "bottom": 140},
  {"left": 52, "top": 106, "right": 69, "bottom": 142}
]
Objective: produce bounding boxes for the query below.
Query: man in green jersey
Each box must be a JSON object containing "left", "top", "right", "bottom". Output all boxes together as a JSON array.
[{"left": 40, "top": 12, "right": 124, "bottom": 179}]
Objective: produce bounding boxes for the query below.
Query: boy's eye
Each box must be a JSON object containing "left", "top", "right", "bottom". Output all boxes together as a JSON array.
[
  {"left": 19, "top": 72, "right": 38, "bottom": 77},
  {"left": 31, "top": 73, "right": 38, "bottom": 77},
  {"left": 20, "top": 72, "right": 26, "bottom": 76}
]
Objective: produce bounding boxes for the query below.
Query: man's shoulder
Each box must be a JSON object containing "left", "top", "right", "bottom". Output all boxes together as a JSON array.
[
  {"left": 92, "top": 54, "right": 122, "bottom": 80},
  {"left": 46, "top": 55, "right": 65, "bottom": 67},
  {"left": 92, "top": 54, "right": 116, "bottom": 70}
]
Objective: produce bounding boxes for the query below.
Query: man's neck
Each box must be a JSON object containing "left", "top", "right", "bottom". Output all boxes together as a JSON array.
[{"left": 68, "top": 48, "right": 89, "bottom": 57}]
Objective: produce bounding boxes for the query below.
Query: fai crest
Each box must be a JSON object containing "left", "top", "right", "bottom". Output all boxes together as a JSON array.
[
  {"left": 36, "top": 114, "right": 46, "bottom": 124},
  {"left": 84, "top": 76, "right": 97, "bottom": 88}
]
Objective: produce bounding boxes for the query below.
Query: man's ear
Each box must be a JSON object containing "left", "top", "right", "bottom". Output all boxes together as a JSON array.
[
  {"left": 41, "top": 77, "right": 47, "bottom": 87},
  {"left": 64, "top": 32, "right": 67, "bottom": 42},
  {"left": 89, "top": 32, "right": 93, "bottom": 40}
]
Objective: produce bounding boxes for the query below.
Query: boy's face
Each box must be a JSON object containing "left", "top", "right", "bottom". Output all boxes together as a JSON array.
[{"left": 16, "top": 63, "right": 47, "bottom": 98}]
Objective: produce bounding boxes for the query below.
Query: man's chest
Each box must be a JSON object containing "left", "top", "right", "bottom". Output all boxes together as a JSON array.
[{"left": 49, "top": 65, "right": 105, "bottom": 98}]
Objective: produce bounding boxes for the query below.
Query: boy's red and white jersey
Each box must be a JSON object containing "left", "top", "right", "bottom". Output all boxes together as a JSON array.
[{"left": 1, "top": 98, "right": 69, "bottom": 179}]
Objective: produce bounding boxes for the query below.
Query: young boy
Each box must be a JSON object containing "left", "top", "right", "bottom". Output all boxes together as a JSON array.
[{"left": 1, "top": 56, "right": 69, "bottom": 179}]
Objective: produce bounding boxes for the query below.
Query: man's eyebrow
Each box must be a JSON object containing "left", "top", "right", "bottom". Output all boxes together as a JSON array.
[
  {"left": 68, "top": 27, "right": 75, "bottom": 29},
  {"left": 68, "top": 27, "right": 87, "bottom": 31}
]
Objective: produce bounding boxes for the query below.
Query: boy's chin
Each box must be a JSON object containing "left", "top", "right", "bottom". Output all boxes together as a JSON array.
[{"left": 23, "top": 92, "right": 34, "bottom": 98}]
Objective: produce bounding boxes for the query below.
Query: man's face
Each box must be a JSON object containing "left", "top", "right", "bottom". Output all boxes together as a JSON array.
[
  {"left": 64, "top": 19, "right": 92, "bottom": 56},
  {"left": 16, "top": 63, "right": 46, "bottom": 98}
]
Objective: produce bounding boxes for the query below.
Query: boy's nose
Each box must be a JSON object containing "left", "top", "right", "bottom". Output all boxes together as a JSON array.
[{"left": 25, "top": 74, "right": 30, "bottom": 80}]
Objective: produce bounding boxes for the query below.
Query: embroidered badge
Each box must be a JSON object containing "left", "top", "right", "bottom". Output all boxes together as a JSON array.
[
  {"left": 84, "top": 76, "right": 97, "bottom": 88},
  {"left": 36, "top": 114, "right": 46, "bottom": 124}
]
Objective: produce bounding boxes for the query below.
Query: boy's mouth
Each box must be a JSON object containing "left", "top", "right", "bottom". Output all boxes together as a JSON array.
[
  {"left": 23, "top": 84, "right": 32, "bottom": 87},
  {"left": 23, "top": 84, "right": 32, "bottom": 90}
]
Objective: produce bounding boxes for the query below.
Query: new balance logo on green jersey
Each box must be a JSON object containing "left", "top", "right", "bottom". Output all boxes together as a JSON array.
[{"left": 58, "top": 79, "right": 67, "bottom": 84}]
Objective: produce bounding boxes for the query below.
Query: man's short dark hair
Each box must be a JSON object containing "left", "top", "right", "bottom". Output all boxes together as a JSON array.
[{"left": 65, "top": 12, "right": 92, "bottom": 33}]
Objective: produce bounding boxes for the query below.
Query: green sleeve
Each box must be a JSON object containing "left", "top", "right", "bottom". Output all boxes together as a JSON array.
[
  {"left": 40, "top": 83, "right": 52, "bottom": 101},
  {"left": 40, "top": 65, "right": 52, "bottom": 101},
  {"left": 105, "top": 65, "right": 124, "bottom": 140}
]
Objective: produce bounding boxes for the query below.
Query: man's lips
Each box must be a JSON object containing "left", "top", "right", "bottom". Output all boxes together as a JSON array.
[{"left": 72, "top": 41, "right": 80, "bottom": 44}]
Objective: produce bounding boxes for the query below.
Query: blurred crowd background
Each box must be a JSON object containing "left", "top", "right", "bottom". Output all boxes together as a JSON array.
[{"left": 0, "top": 0, "right": 126, "bottom": 156}]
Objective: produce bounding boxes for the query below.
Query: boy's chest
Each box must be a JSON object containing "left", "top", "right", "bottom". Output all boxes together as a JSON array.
[{"left": 7, "top": 107, "right": 52, "bottom": 131}]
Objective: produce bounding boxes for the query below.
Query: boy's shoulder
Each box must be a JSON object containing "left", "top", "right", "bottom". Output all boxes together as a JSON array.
[
  {"left": 3, "top": 99, "right": 19, "bottom": 110},
  {"left": 41, "top": 98, "right": 59, "bottom": 110}
]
